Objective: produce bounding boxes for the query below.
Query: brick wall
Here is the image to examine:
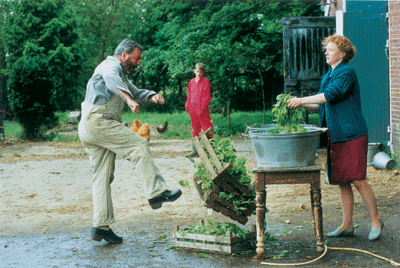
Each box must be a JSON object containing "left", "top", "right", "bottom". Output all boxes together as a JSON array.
[
  {"left": 389, "top": 1, "right": 400, "bottom": 156},
  {"left": 326, "top": 0, "right": 343, "bottom": 16}
]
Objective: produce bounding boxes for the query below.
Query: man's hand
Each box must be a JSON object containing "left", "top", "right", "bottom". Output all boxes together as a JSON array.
[
  {"left": 117, "top": 88, "right": 140, "bottom": 113},
  {"left": 150, "top": 94, "right": 165, "bottom": 104},
  {"left": 127, "top": 99, "right": 140, "bottom": 113}
]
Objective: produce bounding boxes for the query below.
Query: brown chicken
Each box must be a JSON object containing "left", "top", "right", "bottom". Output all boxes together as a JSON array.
[
  {"left": 156, "top": 121, "right": 168, "bottom": 134},
  {"left": 129, "top": 119, "right": 150, "bottom": 141}
]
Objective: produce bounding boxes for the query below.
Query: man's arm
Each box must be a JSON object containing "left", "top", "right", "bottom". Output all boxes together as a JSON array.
[
  {"left": 118, "top": 88, "right": 165, "bottom": 114},
  {"left": 118, "top": 88, "right": 140, "bottom": 113},
  {"left": 149, "top": 94, "right": 165, "bottom": 104}
]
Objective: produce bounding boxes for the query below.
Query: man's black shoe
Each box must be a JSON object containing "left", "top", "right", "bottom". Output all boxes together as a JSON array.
[
  {"left": 148, "top": 189, "right": 182, "bottom": 209},
  {"left": 91, "top": 227, "right": 123, "bottom": 244}
]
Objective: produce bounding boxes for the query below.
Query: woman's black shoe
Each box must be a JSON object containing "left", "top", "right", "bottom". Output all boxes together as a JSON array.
[
  {"left": 91, "top": 227, "right": 123, "bottom": 244},
  {"left": 148, "top": 189, "right": 182, "bottom": 209}
]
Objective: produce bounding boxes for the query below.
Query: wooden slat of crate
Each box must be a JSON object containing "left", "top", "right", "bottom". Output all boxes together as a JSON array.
[
  {"left": 205, "top": 195, "right": 249, "bottom": 225},
  {"left": 211, "top": 164, "right": 241, "bottom": 196},
  {"left": 192, "top": 131, "right": 255, "bottom": 224},
  {"left": 173, "top": 226, "right": 257, "bottom": 243},
  {"left": 193, "top": 137, "right": 218, "bottom": 179},
  {"left": 174, "top": 231, "right": 232, "bottom": 243},
  {"left": 240, "top": 206, "right": 255, "bottom": 217},
  {"left": 193, "top": 134, "right": 251, "bottom": 197},
  {"left": 207, "top": 191, "right": 235, "bottom": 210},
  {"left": 173, "top": 240, "right": 235, "bottom": 254},
  {"left": 199, "top": 132, "right": 224, "bottom": 172},
  {"left": 172, "top": 240, "right": 255, "bottom": 254},
  {"left": 218, "top": 170, "right": 253, "bottom": 196},
  {"left": 172, "top": 226, "right": 256, "bottom": 254}
]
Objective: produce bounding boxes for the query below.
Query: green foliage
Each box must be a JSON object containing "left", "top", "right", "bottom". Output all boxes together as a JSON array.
[
  {"left": 0, "top": 0, "right": 323, "bottom": 126},
  {"left": 2, "top": 0, "right": 87, "bottom": 112},
  {"left": 178, "top": 180, "right": 190, "bottom": 187},
  {"left": 269, "top": 94, "right": 307, "bottom": 134},
  {"left": 72, "top": 0, "right": 139, "bottom": 64},
  {"left": 7, "top": 56, "right": 57, "bottom": 140},
  {"left": 179, "top": 220, "right": 249, "bottom": 239},
  {"left": 136, "top": 0, "right": 322, "bottom": 113},
  {"left": 3, "top": 120, "right": 24, "bottom": 139},
  {"left": 194, "top": 135, "right": 256, "bottom": 215},
  {"left": 199, "top": 253, "right": 210, "bottom": 258}
]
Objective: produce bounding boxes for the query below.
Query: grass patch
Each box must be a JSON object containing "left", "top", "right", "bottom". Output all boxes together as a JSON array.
[
  {"left": 3, "top": 120, "right": 24, "bottom": 140},
  {"left": 3, "top": 111, "right": 320, "bottom": 141}
]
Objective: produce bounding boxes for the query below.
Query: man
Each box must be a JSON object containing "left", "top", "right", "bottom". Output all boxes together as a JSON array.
[{"left": 78, "top": 39, "right": 182, "bottom": 244}]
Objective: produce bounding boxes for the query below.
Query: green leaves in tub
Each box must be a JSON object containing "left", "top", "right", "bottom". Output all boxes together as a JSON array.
[{"left": 269, "top": 94, "right": 307, "bottom": 134}]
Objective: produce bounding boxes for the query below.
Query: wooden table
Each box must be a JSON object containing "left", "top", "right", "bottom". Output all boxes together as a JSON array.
[{"left": 252, "top": 163, "right": 324, "bottom": 259}]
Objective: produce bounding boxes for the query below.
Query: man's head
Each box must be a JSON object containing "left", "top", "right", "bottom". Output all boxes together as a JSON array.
[{"left": 114, "top": 39, "right": 143, "bottom": 74}]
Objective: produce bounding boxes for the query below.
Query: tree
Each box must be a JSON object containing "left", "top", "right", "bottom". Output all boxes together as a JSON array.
[
  {"left": 0, "top": 0, "right": 11, "bottom": 121},
  {"left": 136, "top": 0, "right": 321, "bottom": 127},
  {"left": 3, "top": 0, "right": 87, "bottom": 112},
  {"left": 73, "top": 0, "right": 143, "bottom": 65},
  {"left": 2, "top": 0, "right": 87, "bottom": 138},
  {"left": 7, "top": 56, "right": 56, "bottom": 140}
]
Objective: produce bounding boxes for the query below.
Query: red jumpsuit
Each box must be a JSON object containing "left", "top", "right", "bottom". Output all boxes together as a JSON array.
[{"left": 185, "top": 76, "right": 213, "bottom": 138}]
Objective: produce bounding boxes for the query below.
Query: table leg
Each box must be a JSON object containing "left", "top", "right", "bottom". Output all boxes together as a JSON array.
[
  {"left": 309, "top": 188, "right": 316, "bottom": 236},
  {"left": 255, "top": 188, "right": 266, "bottom": 259},
  {"left": 311, "top": 187, "right": 324, "bottom": 252}
]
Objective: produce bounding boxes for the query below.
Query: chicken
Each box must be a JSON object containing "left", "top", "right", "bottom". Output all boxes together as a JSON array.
[
  {"left": 156, "top": 121, "right": 168, "bottom": 134},
  {"left": 137, "top": 123, "right": 150, "bottom": 141},
  {"left": 129, "top": 119, "right": 150, "bottom": 141},
  {"left": 130, "top": 119, "right": 142, "bottom": 133}
]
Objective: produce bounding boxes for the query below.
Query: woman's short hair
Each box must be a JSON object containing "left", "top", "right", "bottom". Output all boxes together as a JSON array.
[
  {"left": 195, "top": 63, "right": 206, "bottom": 72},
  {"left": 323, "top": 35, "right": 357, "bottom": 63},
  {"left": 114, "top": 39, "right": 143, "bottom": 56}
]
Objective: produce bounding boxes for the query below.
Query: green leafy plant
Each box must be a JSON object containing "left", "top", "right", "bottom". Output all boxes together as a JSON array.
[
  {"left": 178, "top": 180, "right": 190, "bottom": 187},
  {"left": 194, "top": 135, "right": 256, "bottom": 215},
  {"left": 268, "top": 94, "right": 307, "bottom": 134},
  {"left": 178, "top": 220, "right": 249, "bottom": 239},
  {"left": 199, "top": 253, "right": 210, "bottom": 258},
  {"left": 7, "top": 57, "right": 57, "bottom": 140}
]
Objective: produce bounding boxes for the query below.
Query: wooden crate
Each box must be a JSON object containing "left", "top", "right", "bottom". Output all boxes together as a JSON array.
[
  {"left": 172, "top": 223, "right": 256, "bottom": 254},
  {"left": 193, "top": 132, "right": 255, "bottom": 225}
]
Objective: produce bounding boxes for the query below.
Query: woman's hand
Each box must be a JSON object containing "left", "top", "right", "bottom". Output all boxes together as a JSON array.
[
  {"left": 287, "top": 97, "right": 302, "bottom": 109},
  {"left": 150, "top": 94, "right": 165, "bottom": 104}
]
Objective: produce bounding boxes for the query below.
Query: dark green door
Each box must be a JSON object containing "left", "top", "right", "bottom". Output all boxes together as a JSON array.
[{"left": 344, "top": 2, "right": 389, "bottom": 146}]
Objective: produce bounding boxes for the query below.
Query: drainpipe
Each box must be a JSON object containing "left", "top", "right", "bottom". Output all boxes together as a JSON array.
[{"left": 386, "top": 7, "right": 393, "bottom": 152}]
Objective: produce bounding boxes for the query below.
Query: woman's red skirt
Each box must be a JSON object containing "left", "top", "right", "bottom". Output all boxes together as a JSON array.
[{"left": 327, "top": 133, "right": 368, "bottom": 184}]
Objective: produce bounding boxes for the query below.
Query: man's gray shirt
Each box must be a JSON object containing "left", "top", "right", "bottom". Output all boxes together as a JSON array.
[{"left": 84, "top": 56, "right": 155, "bottom": 105}]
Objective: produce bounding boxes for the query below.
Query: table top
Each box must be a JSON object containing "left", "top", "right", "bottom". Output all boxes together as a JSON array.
[{"left": 252, "top": 163, "right": 323, "bottom": 173}]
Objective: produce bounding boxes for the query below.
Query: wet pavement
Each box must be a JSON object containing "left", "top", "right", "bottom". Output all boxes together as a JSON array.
[
  {"left": 2, "top": 218, "right": 399, "bottom": 268},
  {"left": 1, "top": 138, "right": 400, "bottom": 267}
]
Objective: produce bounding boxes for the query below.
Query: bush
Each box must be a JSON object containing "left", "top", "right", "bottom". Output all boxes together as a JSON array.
[{"left": 7, "top": 57, "right": 57, "bottom": 140}]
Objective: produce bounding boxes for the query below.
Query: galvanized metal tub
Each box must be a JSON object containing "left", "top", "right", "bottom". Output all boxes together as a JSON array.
[
  {"left": 245, "top": 124, "right": 326, "bottom": 168},
  {"left": 367, "top": 143, "right": 381, "bottom": 166}
]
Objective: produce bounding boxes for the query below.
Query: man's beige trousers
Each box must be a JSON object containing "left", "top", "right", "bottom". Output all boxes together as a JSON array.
[{"left": 78, "top": 96, "right": 167, "bottom": 227}]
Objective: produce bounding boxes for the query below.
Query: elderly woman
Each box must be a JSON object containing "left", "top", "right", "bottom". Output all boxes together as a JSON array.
[{"left": 287, "top": 35, "right": 383, "bottom": 241}]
